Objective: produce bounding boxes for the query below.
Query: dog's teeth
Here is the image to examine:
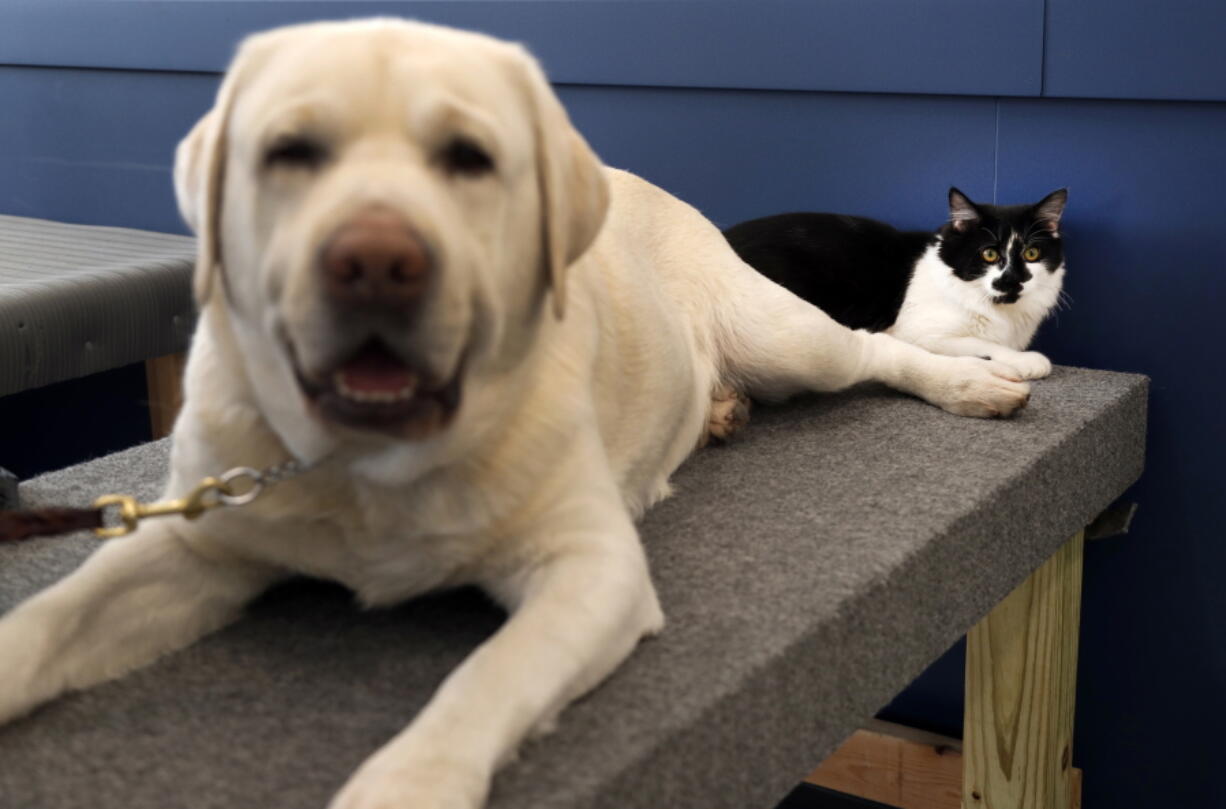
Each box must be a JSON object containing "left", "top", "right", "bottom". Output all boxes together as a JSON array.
[{"left": 333, "top": 372, "right": 416, "bottom": 404}]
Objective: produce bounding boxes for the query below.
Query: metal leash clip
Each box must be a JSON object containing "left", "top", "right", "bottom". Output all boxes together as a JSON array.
[
  {"left": 92, "top": 464, "right": 293, "bottom": 538},
  {"left": 0, "top": 459, "right": 316, "bottom": 544}
]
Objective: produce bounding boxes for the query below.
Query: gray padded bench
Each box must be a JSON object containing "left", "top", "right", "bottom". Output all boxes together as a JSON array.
[
  {"left": 0, "top": 213, "right": 194, "bottom": 396},
  {"left": 0, "top": 367, "right": 1148, "bottom": 809}
]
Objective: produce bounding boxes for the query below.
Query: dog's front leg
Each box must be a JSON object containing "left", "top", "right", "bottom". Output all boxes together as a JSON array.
[
  {"left": 720, "top": 275, "right": 1032, "bottom": 418},
  {"left": 909, "top": 335, "right": 1053, "bottom": 380},
  {"left": 0, "top": 522, "right": 280, "bottom": 724},
  {"left": 329, "top": 495, "right": 664, "bottom": 809}
]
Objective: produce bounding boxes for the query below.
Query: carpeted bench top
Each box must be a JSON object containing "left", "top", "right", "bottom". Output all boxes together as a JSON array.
[
  {"left": 0, "top": 214, "right": 195, "bottom": 396},
  {"left": 0, "top": 366, "right": 1148, "bottom": 809}
]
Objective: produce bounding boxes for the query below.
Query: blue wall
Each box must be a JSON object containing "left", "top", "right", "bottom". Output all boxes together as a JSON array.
[{"left": 3, "top": 3, "right": 1224, "bottom": 807}]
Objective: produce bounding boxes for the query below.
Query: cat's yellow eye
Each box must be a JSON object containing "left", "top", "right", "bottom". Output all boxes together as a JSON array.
[
  {"left": 981, "top": 248, "right": 1000, "bottom": 262},
  {"left": 1023, "top": 246, "right": 1042, "bottom": 262}
]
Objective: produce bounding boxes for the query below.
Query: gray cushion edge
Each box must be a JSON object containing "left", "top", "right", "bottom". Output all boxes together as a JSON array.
[{"left": 0, "top": 266, "right": 196, "bottom": 397}]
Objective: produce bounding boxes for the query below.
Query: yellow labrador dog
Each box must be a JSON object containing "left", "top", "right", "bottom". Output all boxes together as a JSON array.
[{"left": 0, "top": 18, "right": 1029, "bottom": 809}]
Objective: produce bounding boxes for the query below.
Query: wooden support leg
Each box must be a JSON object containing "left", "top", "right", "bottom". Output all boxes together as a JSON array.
[
  {"left": 145, "top": 352, "right": 188, "bottom": 440},
  {"left": 962, "top": 532, "right": 1084, "bottom": 809},
  {"left": 806, "top": 533, "right": 1085, "bottom": 809}
]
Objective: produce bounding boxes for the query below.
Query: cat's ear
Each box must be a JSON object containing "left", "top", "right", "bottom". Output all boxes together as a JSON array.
[
  {"left": 947, "top": 187, "right": 980, "bottom": 232},
  {"left": 1033, "top": 188, "right": 1068, "bottom": 233}
]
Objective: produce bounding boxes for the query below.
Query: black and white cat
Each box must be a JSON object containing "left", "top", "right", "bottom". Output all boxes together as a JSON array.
[{"left": 723, "top": 188, "right": 1068, "bottom": 380}]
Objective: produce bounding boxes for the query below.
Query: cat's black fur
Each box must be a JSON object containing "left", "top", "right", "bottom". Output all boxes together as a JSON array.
[
  {"left": 722, "top": 213, "right": 928, "bottom": 332},
  {"left": 722, "top": 188, "right": 1067, "bottom": 331}
]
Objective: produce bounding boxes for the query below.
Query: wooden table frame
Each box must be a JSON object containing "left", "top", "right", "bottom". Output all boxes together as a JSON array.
[
  {"left": 809, "top": 532, "right": 1086, "bottom": 809},
  {"left": 145, "top": 352, "right": 188, "bottom": 439}
]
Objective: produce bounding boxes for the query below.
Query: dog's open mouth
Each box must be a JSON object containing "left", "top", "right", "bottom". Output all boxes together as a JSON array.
[{"left": 296, "top": 340, "right": 462, "bottom": 437}]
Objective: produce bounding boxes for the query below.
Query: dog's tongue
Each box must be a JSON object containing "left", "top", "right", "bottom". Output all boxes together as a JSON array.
[{"left": 336, "top": 344, "right": 417, "bottom": 394}]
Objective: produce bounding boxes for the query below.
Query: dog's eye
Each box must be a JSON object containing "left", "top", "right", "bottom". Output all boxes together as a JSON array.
[
  {"left": 440, "top": 137, "right": 494, "bottom": 176},
  {"left": 981, "top": 247, "right": 1000, "bottom": 262},
  {"left": 264, "top": 136, "right": 329, "bottom": 170},
  {"left": 1023, "top": 246, "right": 1042, "bottom": 261}
]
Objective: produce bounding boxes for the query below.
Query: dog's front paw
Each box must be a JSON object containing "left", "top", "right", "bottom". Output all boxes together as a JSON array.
[
  {"left": 329, "top": 754, "right": 487, "bottom": 809},
  {"left": 995, "top": 350, "right": 1052, "bottom": 380},
  {"left": 0, "top": 617, "right": 60, "bottom": 726},
  {"left": 932, "top": 357, "right": 1032, "bottom": 418}
]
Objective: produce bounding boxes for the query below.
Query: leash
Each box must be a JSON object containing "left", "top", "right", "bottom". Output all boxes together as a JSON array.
[{"left": 0, "top": 458, "right": 315, "bottom": 543}]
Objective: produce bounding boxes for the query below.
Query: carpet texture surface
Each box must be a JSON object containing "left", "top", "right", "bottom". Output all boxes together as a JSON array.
[
  {"left": 0, "top": 366, "right": 1148, "bottom": 809},
  {"left": 0, "top": 214, "right": 195, "bottom": 396}
]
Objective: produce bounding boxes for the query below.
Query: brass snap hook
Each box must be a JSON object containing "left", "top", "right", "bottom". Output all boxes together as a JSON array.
[{"left": 93, "top": 476, "right": 227, "bottom": 538}]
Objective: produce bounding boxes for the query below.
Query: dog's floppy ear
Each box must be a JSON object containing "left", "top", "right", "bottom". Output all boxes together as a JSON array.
[
  {"left": 173, "top": 34, "right": 274, "bottom": 305},
  {"left": 174, "top": 88, "right": 238, "bottom": 305},
  {"left": 173, "top": 110, "right": 214, "bottom": 238},
  {"left": 511, "top": 47, "right": 609, "bottom": 318}
]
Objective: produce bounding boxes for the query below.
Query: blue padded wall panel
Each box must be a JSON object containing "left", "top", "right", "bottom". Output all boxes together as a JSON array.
[
  {"left": 1045, "top": 0, "right": 1226, "bottom": 102},
  {"left": 0, "top": 69, "right": 999, "bottom": 238},
  {"left": 995, "top": 97, "right": 1226, "bottom": 809},
  {"left": 0, "top": 67, "right": 218, "bottom": 232},
  {"left": 558, "top": 86, "right": 998, "bottom": 231},
  {"left": 0, "top": 1, "right": 1044, "bottom": 97}
]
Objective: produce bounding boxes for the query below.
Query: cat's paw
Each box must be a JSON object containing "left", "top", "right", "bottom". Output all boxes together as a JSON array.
[
  {"left": 995, "top": 351, "right": 1052, "bottom": 380},
  {"left": 931, "top": 356, "right": 1032, "bottom": 418}
]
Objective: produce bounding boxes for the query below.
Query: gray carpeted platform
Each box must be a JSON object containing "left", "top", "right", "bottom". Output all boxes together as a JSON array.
[
  {"left": 0, "top": 215, "right": 195, "bottom": 397},
  {"left": 0, "top": 366, "right": 1147, "bottom": 809}
]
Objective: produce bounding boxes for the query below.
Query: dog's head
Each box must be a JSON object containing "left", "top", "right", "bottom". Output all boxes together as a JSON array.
[{"left": 174, "top": 19, "right": 608, "bottom": 453}]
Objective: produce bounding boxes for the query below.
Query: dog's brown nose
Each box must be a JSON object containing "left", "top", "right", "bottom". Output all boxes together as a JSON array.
[{"left": 321, "top": 208, "right": 431, "bottom": 307}]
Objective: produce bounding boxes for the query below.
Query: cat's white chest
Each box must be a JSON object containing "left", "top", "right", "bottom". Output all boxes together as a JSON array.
[
  {"left": 888, "top": 244, "right": 1062, "bottom": 352},
  {"left": 966, "top": 307, "right": 1029, "bottom": 347},
  {"left": 966, "top": 311, "right": 994, "bottom": 338}
]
